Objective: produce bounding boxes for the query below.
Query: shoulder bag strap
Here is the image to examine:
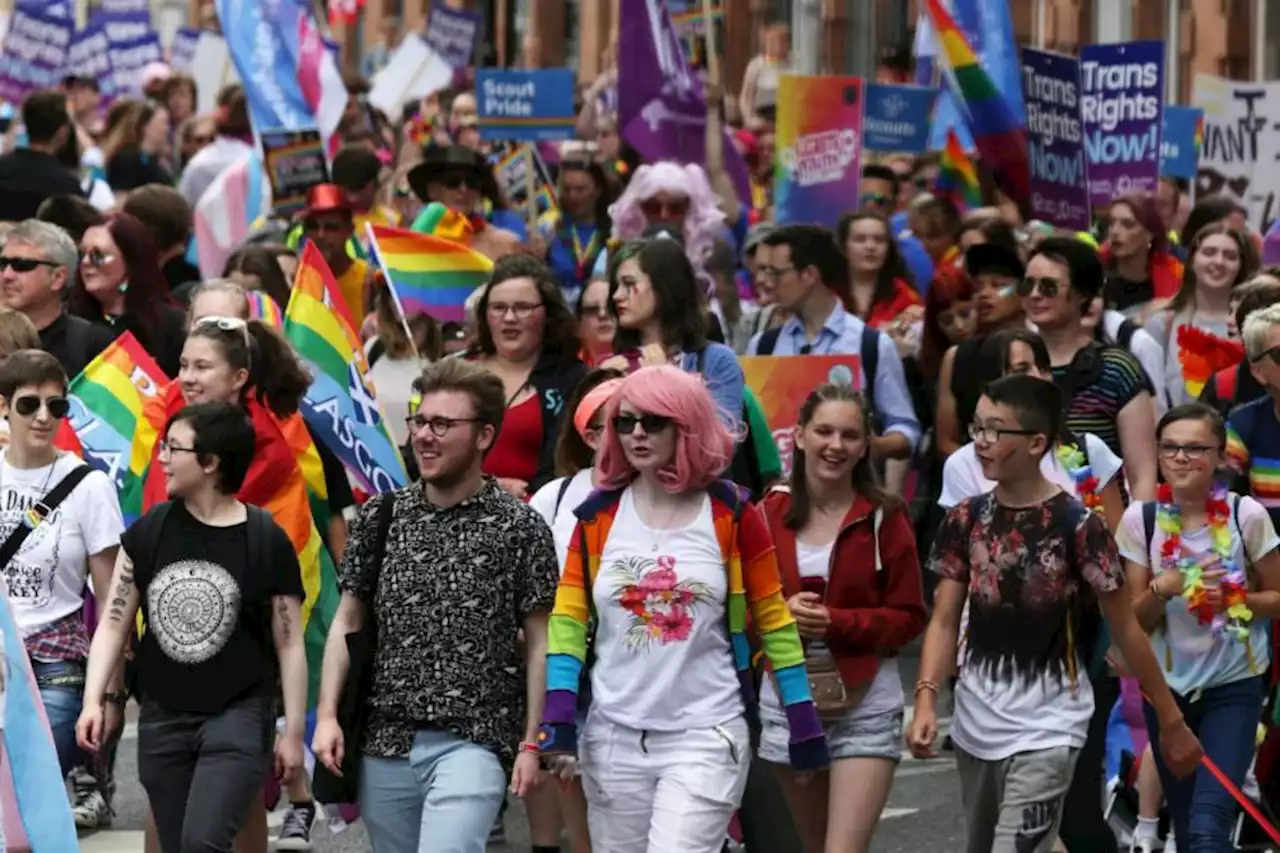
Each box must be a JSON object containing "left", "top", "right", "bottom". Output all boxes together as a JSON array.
[
  {"left": 553, "top": 476, "right": 574, "bottom": 520},
  {"left": 0, "top": 464, "right": 92, "bottom": 569},
  {"left": 756, "top": 327, "right": 781, "bottom": 356},
  {"left": 860, "top": 327, "right": 880, "bottom": 417}
]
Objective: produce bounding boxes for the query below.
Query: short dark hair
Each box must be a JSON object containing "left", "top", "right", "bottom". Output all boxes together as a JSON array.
[
  {"left": 761, "top": 224, "right": 847, "bottom": 291},
  {"left": 1157, "top": 402, "right": 1227, "bottom": 451},
  {"left": 1029, "top": 236, "right": 1105, "bottom": 303},
  {"left": 332, "top": 145, "right": 382, "bottom": 193},
  {"left": 21, "top": 89, "right": 71, "bottom": 145},
  {"left": 861, "top": 163, "right": 900, "bottom": 197},
  {"left": 980, "top": 328, "right": 1052, "bottom": 385},
  {"left": 1234, "top": 278, "right": 1280, "bottom": 332},
  {"left": 555, "top": 367, "right": 626, "bottom": 476},
  {"left": 166, "top": 402, "right": 257, "bottom": 494},
  {"left": 609, "top": 239, "right": 710, "bottom": 352},
  {"left": 980, "top": 374, "right": 1063, "bottom": 458},
  {"left": 122, "top": 185, "right": 194, "bottom": 253},
  {"left": 476, "top": 253, "right": 580, "bottom": 363},
  {"left": 414, "top": 358, "right": 506, "bottom": 434},
  {"left": 36, "top": 195, "right": 105, "bottom": 245},
  {"left": 0, "top": 349, "right": 68, "bottom": 399}
]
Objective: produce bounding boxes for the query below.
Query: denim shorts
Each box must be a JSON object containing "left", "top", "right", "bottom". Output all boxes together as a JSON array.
[{"left": 758, "top": 706, "right": 903, "bottom": 765}]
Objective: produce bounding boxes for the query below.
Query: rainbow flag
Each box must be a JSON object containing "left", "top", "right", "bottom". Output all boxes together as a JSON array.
[
  {"left": 367, "top": 223, "right": 492, "bottom": 324},
  {"left": 936, "top": 129, "right": 983, "bottom": 211},
  {"left": 924, "top": 0, "right": 1029, "bottom": 212},
  {"left": 61, "top": 333, "right": 168, "bottom": 524},
  {"left": 247, "top": 289, "right": 283, "bottom": 329},
  {"left": 284, "top": 243, "right": 408, "bottom": 496}
]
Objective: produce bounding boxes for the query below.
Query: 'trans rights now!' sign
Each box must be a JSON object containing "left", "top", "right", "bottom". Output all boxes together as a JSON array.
[
  {"left": 475, "top": 69, "right": 576, "bottom": 142},
  {"left": 1080, "top": 40, "right": 1165, "bottom": 207}
]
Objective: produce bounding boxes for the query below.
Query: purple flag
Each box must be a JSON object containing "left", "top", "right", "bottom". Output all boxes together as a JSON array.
[{"left": 617, "top": 0, "right": 751, "bottom": 208}]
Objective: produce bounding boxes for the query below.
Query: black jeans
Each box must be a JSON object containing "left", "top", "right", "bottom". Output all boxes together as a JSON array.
[
  {"left": 1059, "top": 673, "right": 1119, "bottom": 853},
  {"left": 138, "top": 693, "right": 274, "bottom": 853}
]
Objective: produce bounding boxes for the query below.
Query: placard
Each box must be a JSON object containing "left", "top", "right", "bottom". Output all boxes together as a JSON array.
[
  {"left": 774, "top": 75, "right": 863, "bottom": 230},
  {"left": 1160, "top": 105, "right": 1204, "bottom": 181},
  {"left": 1193, "top": 74, "right": 1280, "bottom": 233},
  {"left": 863, "top": 83, "right": 938, "bottom": 153},
  {"left": 0, "top": 9, "right": 73, "bottom": 106},
  {"left": 741, "top": 355, "right": 863, "bottom": 475},
  {"left": 261, "top": 128, "right": 330, "bottom": 216},
  {"left": 424, "top": 3, "right": 480, "bottom": 68},
  {"left": 1080, "top": 40, "right": 1165, "bottom": 206},
  {"left": 1022, "top": 47, "right": 1091, "bottom": 230},
  {"left": 475, "top": 69, "right": 576, "bottom": 142}
]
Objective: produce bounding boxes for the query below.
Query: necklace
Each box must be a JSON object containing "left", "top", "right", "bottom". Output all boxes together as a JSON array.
[
  {"left": 636, "top": 492, "right": 687, "bottom": 552},
  {"left": 1156, "top": 482, "right": 1254, "bottom": 643},
  {"left": 1055, "top": 444, "right": 1102, "bottom": 510},
  {"left": 0, "top": 453, "right": 60, "bottom": 528}
]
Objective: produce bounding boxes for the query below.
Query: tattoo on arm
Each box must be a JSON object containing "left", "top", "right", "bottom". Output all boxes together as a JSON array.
[
  {"left": 275, "top": 597, "right": 293, "bottom": 641},
  {"left": 106, "top": 558, "right": 135, "bottom": 624}
]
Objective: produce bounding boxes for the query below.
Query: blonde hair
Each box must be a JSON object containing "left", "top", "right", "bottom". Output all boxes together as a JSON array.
[
  {"left": 1243, "top": 303, "right": 1280, "bottom": 361},
  {"left": 0, "top": 309, "right": 40, "bottom": 360}
]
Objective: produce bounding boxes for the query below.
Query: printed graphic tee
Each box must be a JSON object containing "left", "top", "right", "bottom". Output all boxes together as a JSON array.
[
  {"left": 0, "top": 451, "right": 123, "bottom": 641},
  {"left": 591, "top": 487, "right": 744, "bottom": 730},
  {"left": 122, "top": 501, "right": 303, "bottom": 713},
  {"left": 929, "top": 491, "right": 1124, "bottom": 760}
]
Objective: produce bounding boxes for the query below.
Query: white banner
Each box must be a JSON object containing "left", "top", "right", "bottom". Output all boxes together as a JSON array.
[{"left": 1193, "top": 73, "right": 1280, "bottom": 233}]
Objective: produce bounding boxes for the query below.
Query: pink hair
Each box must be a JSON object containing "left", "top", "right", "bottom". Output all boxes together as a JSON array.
[
  {"left": 595, "top": 365, "right": 735, "bottom": 494},
  {"left": 608, "top": 161, "right": 726, "bottom": 275}
]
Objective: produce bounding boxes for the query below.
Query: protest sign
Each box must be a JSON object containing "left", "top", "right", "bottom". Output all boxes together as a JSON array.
[
  {"left": 425, "top": 4, "right": 480, "bottom": 68},
  {"left": 368, "top": 35, "right": 452, "bottom": 119},
  {"left": 66, "top": 26, "right": 117, "bottom": 101},
  {"left": 1080, "top": 40, "right": 1165, "bottom": 206},
  {"left": 475, "top": 69, "right": 576, "bottom": 141},
  {"left": 741, "top": 356, "right": 864, "bottom": 475},
  {"left": 863, "top": 83, "right": 938, "bottom": 153},
  {"left": 169, "top": 27, "right": 202, "bottom": 72},
  {"left": 492, "top": 144, "right": 558, "bottom": 223},
  {"left": 774, "top": 76, "right": 864, "bottom": 230},
  {"left": 0, "top": 9, "right": 73, "bottom": 106},
  {"left": 1160, "top": 105, "right": 1204, "bottom": 180},
  {"left": 1193, "top": 74, "right": 1280, "bottom": 233},
  {"left": 1022, "top": 48, "right": 1090, "bottom": 231},
  {"left": 261, "top": 129, "right": 330, "bottom": 216},
  {"left": 108, "top": 32, "right": 165, "bottom": 100},
  {"left": 192, "top": 32, "right": 238, "bottom": 116},
  {"left": 24, "top": 0, "right": 71, "bottom": 19},
  {"left": 668, "top": 0, "right": 723, "bottom": 78}
]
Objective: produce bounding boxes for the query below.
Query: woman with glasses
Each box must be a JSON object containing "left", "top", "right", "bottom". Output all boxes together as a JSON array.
[
  {"left": 1116, "top": 402, "right": 1280, "bottom": 851},
  {"left": 544, "top": 159, "right": 614, "bottom": 304},
  {"left": 538, "top": 365, "right": 828, "bottom": 852},
  {"left": 71, "top": 212, "right": 186, "bottom": 378},
  {"left": 463, "top": 253, "right": 586, "bottom": 499},
  {"left": 837, "top": 211, "right": 920, "bottom": 330}
]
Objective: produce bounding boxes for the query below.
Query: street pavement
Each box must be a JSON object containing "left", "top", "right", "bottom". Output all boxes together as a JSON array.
[{"left": 79, "top": 650, "right": 975, "bottom": 852}]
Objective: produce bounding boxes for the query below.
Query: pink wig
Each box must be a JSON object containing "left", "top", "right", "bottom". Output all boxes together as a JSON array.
[
  {"left": 608, "top": 160, "right": 726, "bottom": 272},
  {"left": 595, "top": 365, "right": 735, "bottom": 494}
]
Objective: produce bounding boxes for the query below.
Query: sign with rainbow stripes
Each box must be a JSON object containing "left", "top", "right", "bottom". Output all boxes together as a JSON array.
[
  {"left": 476, "top": 69, "right": 576, "bottom": 142},
  {"left": 774, "top": 75, "right": 864, "bottom": 230}
]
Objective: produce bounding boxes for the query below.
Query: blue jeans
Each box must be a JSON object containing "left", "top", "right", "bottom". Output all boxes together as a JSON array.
[
  {"left": 1144, "top": 675, "right": 1265, "bottom": 853},
  {"left": 359, "top": 729, "right": 507, "bottom": 853},
  {"left": 31, "top": 659, "right": 84, "bottom": 777}
]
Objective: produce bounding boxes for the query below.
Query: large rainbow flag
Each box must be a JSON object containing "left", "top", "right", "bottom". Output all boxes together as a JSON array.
[
  {"left": 936, "top": 128, "right": 983, "bottom": 212},
  {"left": 367, "top": 224, "right": 493, "bottom": 324},
  {"left": 924, "top": 0, "right": 1029, "bottom": 212},
  {"left": 285, "top": 243, "right": 408, "bottom": 496}
]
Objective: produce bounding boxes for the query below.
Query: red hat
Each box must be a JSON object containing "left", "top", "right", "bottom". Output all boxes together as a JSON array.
[{"left": 296, "top": 184, "right": 354, "bottom": 221}]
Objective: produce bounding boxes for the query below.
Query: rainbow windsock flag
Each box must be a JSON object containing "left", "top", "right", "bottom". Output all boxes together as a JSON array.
[
  {"left": 936, "top": 129, "right": 983, "bottom": 211},
  {"left": 60, "top": 333, "right": 167, "bottom": 524},
  {"left": 366, "top": 223, "right": 493, "bottom": 324},
  {"left": 924, "top": 0, "right": 1029, "bottom": 212},
  {"left": 247, "top": 289, "right": 283, "bottom": 329},
  {"left": 284, "top": 243, "right": 408, "bottom": 496}
]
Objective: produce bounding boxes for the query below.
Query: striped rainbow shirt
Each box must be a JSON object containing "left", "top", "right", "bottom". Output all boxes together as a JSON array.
[
  {"left": 1226, "top": 397, "right": 1280, "bottom": 523},
  {"left": 537, "top": 480, "right": 830, "bottom": 771}
]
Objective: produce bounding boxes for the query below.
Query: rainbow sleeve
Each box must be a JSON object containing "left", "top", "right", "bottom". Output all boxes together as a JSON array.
[
  {"left": 538, "top": 523, "right": 592, "bottom": 755},
  {"left": 736, "top": 504, "right": 830, "bottom": 771},
  {"left": 1226, "top": 423, "right": 1251, "bottom": 476}
]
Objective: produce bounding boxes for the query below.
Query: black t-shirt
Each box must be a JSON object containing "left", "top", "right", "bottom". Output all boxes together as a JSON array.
[
  {"left": 106, "top": 148, "right": 173, "bottom": 192},
  {"left": 0, "top": 149, "right": 84, "bottom": 223},
  {"left": 121, "top": 501, "right": 304, "bottom": 714},
  {"left": 38, "top": 312, "right": 116, "bottom": 380},
  {"left": 1104, "top": 274, "right": 1154, "bottom": 313}
]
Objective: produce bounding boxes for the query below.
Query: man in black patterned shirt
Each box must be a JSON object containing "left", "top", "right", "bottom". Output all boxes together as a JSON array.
[{"left": 314, "top": 359, "right": 558, "bottom": 853}]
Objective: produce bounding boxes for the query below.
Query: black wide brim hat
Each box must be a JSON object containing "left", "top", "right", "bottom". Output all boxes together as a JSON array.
[
  {"left": 406, "top": 144, "right": 490, "bottom": 204},
  {"left": 964, "top": 242, "right": 1025, "bottom": 280}
]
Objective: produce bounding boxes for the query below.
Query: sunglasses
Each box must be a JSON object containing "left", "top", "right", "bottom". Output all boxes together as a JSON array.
[
  {"left": 612, "top": 413, "right": 673, "bottom": 435},
  {"left": 860, "top": 192, "right": 892, "bottom": 207},
  {"left": 1252, "top": 345, "right": 1280, "bottom": 366},
  {"left": 640, "top": 198, "right": 690, "bottom": 219},
  {"left": 0, "top": 256, "right": 58, "bottom": 273},
  {"left": 80, "top": 248, "right": 116, "bottom": 268},
  {"left": 1016, "top": 276, "right": 1062, "bottom": 298},
  {"left": 438, "top": 170, "right": 483, "bottom": 191},
  {"left": 12, "top": 395, "right": 69, "bottom": 419}
]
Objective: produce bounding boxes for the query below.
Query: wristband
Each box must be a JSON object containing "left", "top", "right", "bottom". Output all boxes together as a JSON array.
[
  {"left": 914, "top": 679, "right": 940, "bottom": 697},
  {"left": 518, "top": 740, "right": 541, "bottom": 754},
  {"left": 1149, "top": 578, "right": 1170, "bottom": 601}
]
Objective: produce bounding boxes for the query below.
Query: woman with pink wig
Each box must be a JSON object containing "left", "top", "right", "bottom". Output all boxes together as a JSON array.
[
  {"left": 606, "top": 161, "right": 729, "bottom": 278},
  {"left": 537, "top": 365, "right": 828, "bottom": 853}
]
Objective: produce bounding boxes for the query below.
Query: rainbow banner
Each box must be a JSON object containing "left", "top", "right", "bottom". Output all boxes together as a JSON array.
[
  {"left": 62, "top": 333, "right": 167, "bottom": 524},
  {"left": 936, "top": 128, "right": 982, "bottom": 211},
  {"left": 774, "top": 75, "right": 864, "bottom": 230},
  {"left": 924, "top": 0, "right": 1029, "bottom": 212},
  {"left": 741, "top": 355, "right": 863, "bottom": 475},
  {"left": 367, "top": 223, "right": 492, "bottom": 325},
  {"left": 285, "top": 243, "right": 407, "bottom": 496},
  {"left": 247, "top": 289, "right": 284, "bottom": 328}
]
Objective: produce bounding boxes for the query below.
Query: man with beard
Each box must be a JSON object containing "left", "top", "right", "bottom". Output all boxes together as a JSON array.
[{"left": 313, "top": 358, "right": 557, "bottom": 853}]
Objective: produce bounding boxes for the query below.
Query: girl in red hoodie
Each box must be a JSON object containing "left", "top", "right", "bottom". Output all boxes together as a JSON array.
[{"left": 759, "top": 383, "right": 927, "bottom": 853}]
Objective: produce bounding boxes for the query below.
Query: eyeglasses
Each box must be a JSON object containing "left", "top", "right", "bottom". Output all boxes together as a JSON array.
[
  {"left": 612, "top": 413, "right": 673, "bottom": 435},
  {"left": 1251, "top": 345, "right": 1280, "bottom": 366},
  {"left": 756, "top": 265, "right": 797, "bottom": 280},
  {"left": 487, "top": 301, "right": 544, "bottom": 320},
  {"left": 157, "top": 439, "right": 200, "bottom": 458},
  {"left": 0, "top": 256, "right": 59, "bottom": 273},
  {"left": 1158, "top": 442, "right": 1216, "bottom": 460},
  {"left": 1016, "top": 276, "right": 1062, "bottom": 298},
  {"left": 640, "top": 197, "right": 690, "bottom": 219},
  {"left": 437, "top": 170, "right": 483, "bottom": 191},
  {"left": 302, "top": 218, "right": 351, "bottom": 235},
  {"left": 11, "top": 395, "right": 69, "bottom": 419},
  {"left": 80, "top": 248, "right": 116, "bottom": 268},
  {"left": 860, "top": 192, "right": 892, "bottom": 207},
  {"left": 968, "top": 423, "right": 1039, "bottom": 444},
  {"left": 405, "top": 414, "right": 480, "bottom": 437}
]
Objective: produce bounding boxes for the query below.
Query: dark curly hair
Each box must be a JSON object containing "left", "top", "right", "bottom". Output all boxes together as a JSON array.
[{"left": 475, "top": 252, "right": 580, "bottom": 363}]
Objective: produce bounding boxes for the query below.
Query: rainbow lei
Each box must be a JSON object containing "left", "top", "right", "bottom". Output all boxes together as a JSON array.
[
  {"left": 1156, "top": 482, "right": 1254, "bottom": 642},
  {"left": 1055, "top": 444, "right": 1102, "bottom": 510}
]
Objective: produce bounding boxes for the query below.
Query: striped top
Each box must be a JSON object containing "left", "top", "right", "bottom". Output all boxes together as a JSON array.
[
  {"left": 1227, "top": 397, "right": 1280, "bottom": 527},
  {"left": 537, "top": 480, "right": 829, "bottom": 771},
  {"left": 1052, "top": 346, "right": 1153, "bottom": 456}
]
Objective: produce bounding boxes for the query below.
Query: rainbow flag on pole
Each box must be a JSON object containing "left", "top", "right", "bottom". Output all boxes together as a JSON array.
[
  {"left": 366, "top": 224, "right": 492, "bottom": 324},
  {"left": 285, "top": 243, "right": 408, "bottom": 496},
  {"left": 936, "top": 129, "right": 983, "bottom": 211},
  {"left": 924, "top": 0, "right": 1029, "bottom": 212}
]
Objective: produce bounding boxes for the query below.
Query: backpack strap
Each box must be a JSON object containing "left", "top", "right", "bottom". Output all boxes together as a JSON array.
[
  {"left": 0, "top": 464, "right": 93, "bottom": 570},
  {"left": 248, "top": 506, "right": 272, "bottom": 586},
  {"left": 553, "top": 476, "right": 574, "bottom": 520},
  {"left": 372, "top": 492, "right": 396, "bottom": 582},
  {"left": 1142, "top": 500, "right": 1157, "bottom": 567},
  {"left": 860, "top": 326, "right": 880, "bottom": 417},
  {"left": 756, "top": 327, "right": 782, "bottom": 356},
  {"left": 1116, "top": 318, "right": 1139, "bottom": 351}
]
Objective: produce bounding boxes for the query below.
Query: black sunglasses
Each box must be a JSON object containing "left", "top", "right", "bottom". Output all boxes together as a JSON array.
[
  {"left": 0, "top": 256, "right": 58, "bottom": 273},
  {"left": 1252, "top": 345, "right": 1280, "bottom": 366},
  {"left": 1016, "top": 276, "right": 1061, "bottom": 298},
  {"left": 612, "top": 413, "right": 673, "bottom": 435},
  {"left": 12, "top": 395, "right": 69, "bottom": 419},
  {"left": 438, "top": 170, "right": 483, "bottom": 191}
]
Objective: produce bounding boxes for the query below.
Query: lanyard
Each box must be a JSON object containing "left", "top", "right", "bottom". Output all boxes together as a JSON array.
[{"left": 564, "top": 222, "right": 600, "bottom": 281}]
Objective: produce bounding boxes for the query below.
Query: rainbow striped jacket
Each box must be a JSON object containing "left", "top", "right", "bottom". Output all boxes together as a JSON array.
[{"left": 536, "top": 480, "right": 830, "bottom": 771}]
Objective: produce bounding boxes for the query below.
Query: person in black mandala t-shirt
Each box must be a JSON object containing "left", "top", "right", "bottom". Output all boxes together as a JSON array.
[{"left": 75, "top": 401, "right": 306, "bottom": 853}]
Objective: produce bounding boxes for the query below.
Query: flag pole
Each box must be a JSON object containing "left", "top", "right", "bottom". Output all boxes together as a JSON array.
[
  {"left": 364, "top": 223, "right": 424, "bottom": 364},
  {"left": 701, "top": 0, "right": 721, "bottom": 87}
]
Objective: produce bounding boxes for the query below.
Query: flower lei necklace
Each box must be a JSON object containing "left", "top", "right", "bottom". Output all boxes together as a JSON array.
[
  {"left": 1156, "top": 482, "right": 1254, "bottom": 642},
  {"left": 1055, "top": 444, "right": 1102, "bottom": 510}
]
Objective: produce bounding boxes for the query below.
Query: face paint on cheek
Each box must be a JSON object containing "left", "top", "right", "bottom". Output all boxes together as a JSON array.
[{"left": 997, "top": 284, "right": 1017, "bottom": 300}]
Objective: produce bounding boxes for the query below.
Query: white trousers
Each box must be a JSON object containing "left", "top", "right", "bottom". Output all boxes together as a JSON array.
[{"left": 580, "top": 713, "right": 751, "bottom": 853}]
